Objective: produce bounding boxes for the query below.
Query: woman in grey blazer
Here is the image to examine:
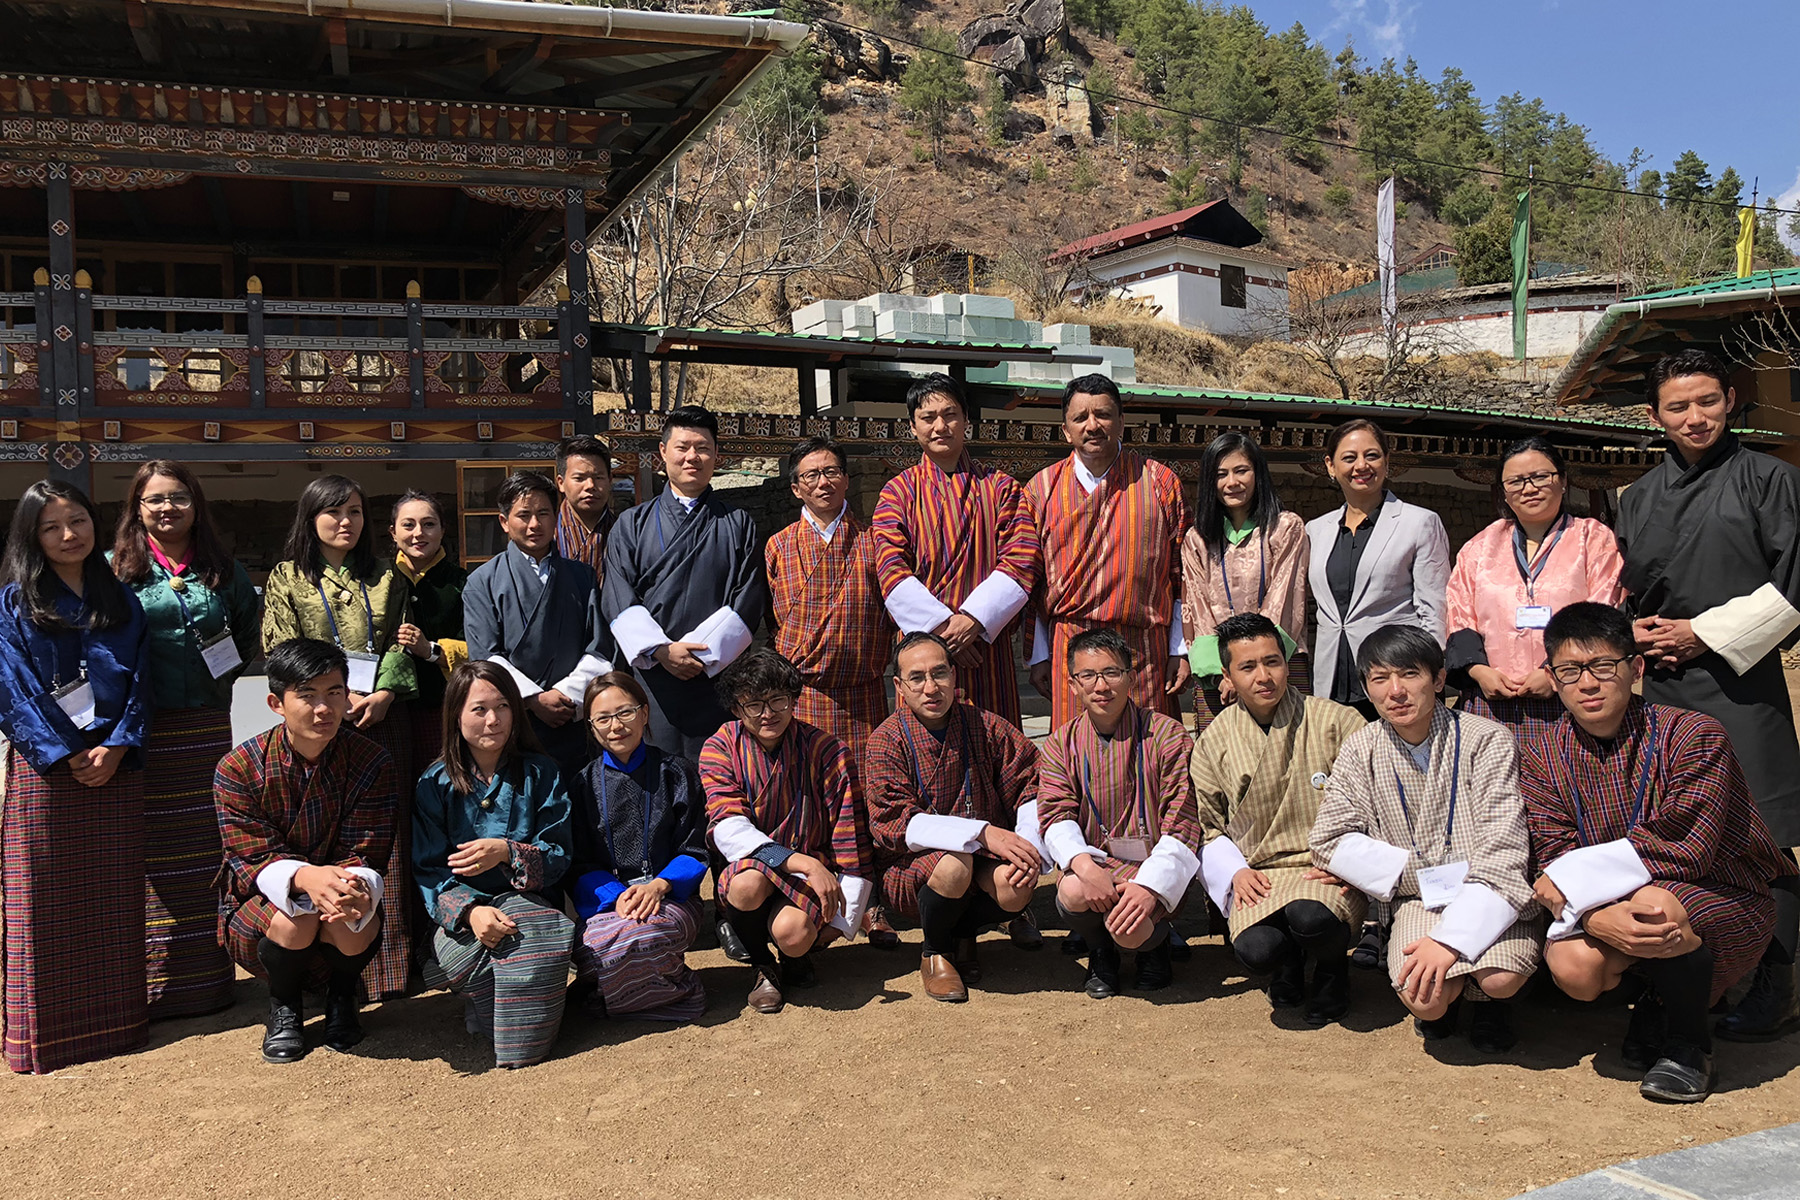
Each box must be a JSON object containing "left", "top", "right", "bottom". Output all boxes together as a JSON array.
[{"left": 1305, "top": 419, "right": 1451, "bottom": 716}]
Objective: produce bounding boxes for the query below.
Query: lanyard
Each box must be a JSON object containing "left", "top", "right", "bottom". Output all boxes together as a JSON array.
[
  {"left": 1219, "top": 528, "right": 1266, "bottom": 613},
  {"left": 166, "top": 571, "right": 225, "bottom": 645},
  {"left": 599, "top": 758, "right": 655, "bottom": 879},
  {"left": 1572, "top": 707, "right": 1659, "bottom": 846},
  {"left": 1076, "top": 707, "right": 1151, "bottom": 838},
  {"left": 1392, "top": 711, "right": 1462, "bottom": 863},
  {"left": 1511, "top": 514, "right": 1569, "bottom": 603},
  {"left": 50, "top": 642, "right": 88, "bottom": 690},
  {"left": 900, "top": 707, "right": 974, "bottom": 814},
  {"left": 316, "top": 576, "right": 377, "bottom": 653}
]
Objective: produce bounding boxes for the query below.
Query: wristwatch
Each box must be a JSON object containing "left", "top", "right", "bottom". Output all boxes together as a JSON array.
[{"left": 426, "top": 640, "right": 441, "bottom": 663}]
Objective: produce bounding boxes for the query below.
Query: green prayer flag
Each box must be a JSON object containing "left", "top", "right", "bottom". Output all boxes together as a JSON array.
[{"left": 1510, "top": 189, "right": 1531, "bottom": 361}]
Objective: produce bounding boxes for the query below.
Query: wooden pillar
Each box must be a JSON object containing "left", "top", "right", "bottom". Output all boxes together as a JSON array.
[
  {"left": 245, "top": 275, "right": 267, "bottom": 407},
  {"left": 46, "top": 162, "right": 89, "bottom": 492},
  {"left": 564, "top": 188, "right": 593, "bottom": 422},
  {"left": 797, "top": 357, "right": 818, "bottom": 418},
  {"left": 629, "top": 349, "right": 652, "bottom": 413}
]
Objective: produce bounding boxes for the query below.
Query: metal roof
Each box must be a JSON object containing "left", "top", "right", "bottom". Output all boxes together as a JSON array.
[{"left": 1050, "top": 199, "right": 1264, "bottom": 262}]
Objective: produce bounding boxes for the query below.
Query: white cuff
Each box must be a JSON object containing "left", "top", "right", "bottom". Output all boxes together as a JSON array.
[
  {"left": 256, "top": 858, "right": 312, "bottom": 917},
  {"left": 1169, "top": 605, "right": 1187, "bottom": 656},
  {"left": 884, "top": 575, "right": 955, "bottom": 633},
  {"left": 961, "top": 572, "right": 1030, "bottom": 642},
  {"left": 712, "top": 814, "right": 773, "bottom": 861},
  {"left": 1543, "top": 838, "right": 1652, "bottom": 941},
  {"left": 1324, "top": 834, "right": 1411, "bottom": 902},
  {"left": 1131, "top": 834, "right": 1200, "bottom": 911},
  {"left": 487, "top": 654, "right": 544, "bottom": 699},
  {"left": 682, "top": 607, "right": 754, "bottom": 678},
  {"left": 1013, "top": 798, "right": 1049, "bottom": 862},
  {"left": 1028, "top": 615, "right": 1051, "bottom": 667},
  {"left": 1690, "top": 582, "right": 1800, "bottom": 674},
  {"left": 610, "top": 604, "right": 671, "bottom": 669},
  {"left": 829, "top": 874, "right": 874, "bottom": 939},
  {"left": 1044, "top": 818, "right": 1107, "bottom": 871},
  {"left": 1429, "top": 881, "right": 1519, "bottom": 961},
  {"left": 551, "top": 653, "right": 612, "bottom": 703},
  {"left": 904, "top": 813, "right": 988, "bottom": 854},
  {"left": 341, "top": 867, "right": 385, "bottom": 935},
  {"left": 1200, "top": 835, "right": 1252, "bottom": 915}
]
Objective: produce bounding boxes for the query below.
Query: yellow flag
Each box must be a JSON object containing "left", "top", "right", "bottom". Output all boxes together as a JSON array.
[{"left": 1737, "top": 207, "right": 1757, "bottom": 277}]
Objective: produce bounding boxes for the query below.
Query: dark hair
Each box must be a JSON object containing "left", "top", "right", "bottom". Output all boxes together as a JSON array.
[
  {"left": 1495, "top": 437, "right": 1567, "bottom": 523},
  {"left": 389, "top": 488, "right": 444, "bottom": 530},
  {"left": 786, "top": 436, "right": 847, "bottom": 484},
  {"left": 1646, "top": 349, "right": 1732, "bottom": 410},
  {"left": 1355, "top": 624, "right": 1444, "bottom": 679},
  {"left": 266, "top": 637, "right": 348, "bottom": 697},
  {"left": 661, "top": 404, "right": 719, "bottom": 444},
  {"left": 439, "top": 659, "right": 542, "bottom": 796},
  {"left": 281, "top": 474, "right": 377, "bottom": 584},
  {"left": 1543, "top": 602, "right": 1636, "bottom": 662},
  {"left": 111, "top": 460, "right": 236, "bottom": 591},
  {"left": 1216, "top": 613, "right": 1282, "bottom": 668},
  {"left": 892, "top": 629, "right": 952, "bottom": 672},
  {"left": 1325, "top": 418, "right": 1390, "bottom": 458},
  {"left": 1, "top": 479, "right": 132, "bottom": 632},
  {"left": 1195, "top": 430, "right": 1284, "bottom": 557},
  {"left": 716, "top": 647, "right": 803, "bottom": 710},
  {"left": 583, "top": 669, "right": 649, "bottom": 716},
  {"left": 1061, "top": 373, "right": 1122, "bottom": 416},
  {"left": 905, "top": 372, "right": 967, "bottom": 420},
  {"left": 555, "top": 434, "right": 611, "bottom": 476},
  {"left": 497, "top": 470, "right": 558, "bottom": 516},
  {"left": 1065, "top": 627, "right": 1134, "bottom": 668}
]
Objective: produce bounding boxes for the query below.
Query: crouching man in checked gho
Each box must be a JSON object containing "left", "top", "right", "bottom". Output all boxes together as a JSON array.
[
  {"left": 213, "top": 638, "right": 396, "bottom": 1064},
  {"left": 1309, "top": 624, "right": 1544, "bottom": 1054},
  {"left": 1521, "top": 603, "right": 1788, "bottom": 1103}
]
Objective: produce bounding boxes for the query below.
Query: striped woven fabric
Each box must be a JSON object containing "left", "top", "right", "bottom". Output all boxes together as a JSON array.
[
  {"left": 142, "top": 706, "right": 236, "bottom": 1019},
  {"left": 1454, "top": 690, "right": 1568, "bottom": 741},
  {"left": 575, "top": 896, "right": 705, "bottom": 1022},
  {"left": 870, "top": 452, "right": 1039, "bottom": 725},
  {"left": 1037, "top": 702, "right": 1198, "bottom": 853},
  {"left": 357, "top": 713, "right": 416, "bottom": 996},
  {"left": 557, "top": 498, "right": 615, "bottom": 590},
  {"left": 4, "top": 748, "right": 149, "bottom": 1074},
  {"left": 433, "top": 891, "right": 576, "bottom": 1068}
]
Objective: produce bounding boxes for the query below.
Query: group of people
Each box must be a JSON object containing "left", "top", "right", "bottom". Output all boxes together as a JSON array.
[{"left": 0, "top": 347, "right": 1795, "bottom": 1104}]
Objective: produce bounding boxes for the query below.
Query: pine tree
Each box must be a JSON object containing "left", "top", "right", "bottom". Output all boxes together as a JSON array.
[
  {"left": 982, "top": 70, "right": 1011, "bottom": 147},
  {"left": 899, "top": 26, "right": 975, "bottom": 166}
]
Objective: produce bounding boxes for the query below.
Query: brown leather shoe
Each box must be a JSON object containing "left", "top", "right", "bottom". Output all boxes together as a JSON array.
[
  {"left": 863, "top": 905, "right": 901, "bottom": 950},
  {"left": 920, "top": 953, "right": 968, "bottom": 1003},
  {"left": 953, "top": 936, "right": 983, "bottom": 985},
  {"left": 747, "top": 965, "right": 784, "bottom": 1014}
]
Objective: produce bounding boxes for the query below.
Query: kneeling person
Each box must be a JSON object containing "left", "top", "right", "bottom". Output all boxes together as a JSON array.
[
  {"left": 1039, "top": 630, "right": 1199, "bottom": 998},
  {"left": 865, "top": 632, "right": 1043, "bottom": 1002},
  {"left": 214, "top": 639, "right": 396, "bottom": 1064},
  {"left": 1523, "top": 603, "right": 1788, "bottom": 1103},
  {"left": 1191, "top": 614, "right": 1367, "bottom": 1023},
  {"left": 1310, "top": 625, "right": 1543, "bottom": 1052}
]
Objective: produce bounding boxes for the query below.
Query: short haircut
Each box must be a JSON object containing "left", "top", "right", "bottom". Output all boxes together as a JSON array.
[
  {"left": 1355, "top": 623, "right": 1444, "bottom": 678},
  {"left": 787, "top": 436, "right": 847, "bottom": 484},
  {"left": 905, "top": 372, "right": 967, "bottom": 420},
  {"left": 556, "top": 434, "right": 610, "bottom": 475},
  {"left": 1646, "top": 349, "right": 1732, "bottom": 409},
  {"left": 1065, "top": 627, "right": 1134, "bottom": 668},
  {"left": 1325, "top": 418, "right": 1390, "bottom": 458},
  {"left": 662, "top": 404, "right": 719, "bottom": 444},
  {"left": 266, "top": 637, "right": 348, "bottom": 697},
  {"left": 497, "top": 470, "right": 557, "bottom": 515},
  {"left": 1061, "top": 372, "right": 1122, "bottom": 416},
  {"left": 716, "top": 647, "right": 802, "bottom": 709},
  {"left": 1543, "top": 602, "right": 1636, "bottom": 662},
  {"left": 1216, "top": 613, "right": 1283, "bottom": 667},
  {"left": 892, "top": 629, "right": 952, "bottom": 672}
]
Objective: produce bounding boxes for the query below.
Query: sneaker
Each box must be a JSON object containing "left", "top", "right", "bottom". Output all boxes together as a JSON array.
[
  {"left": 261, "top": 998, "right": 306, "bottom": 1064},
  {"left": 1350, "top": 921, "right": 1385, "bottom": 971}
]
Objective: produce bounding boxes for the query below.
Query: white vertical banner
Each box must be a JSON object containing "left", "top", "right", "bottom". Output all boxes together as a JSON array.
[{"left": 1377, "top": 175, "right": 1397, "bottom": 336}]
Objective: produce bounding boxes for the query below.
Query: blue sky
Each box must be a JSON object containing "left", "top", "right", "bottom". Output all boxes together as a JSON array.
[{"left": 1264, "top": 1, "right": 1800, "bottom": 240}]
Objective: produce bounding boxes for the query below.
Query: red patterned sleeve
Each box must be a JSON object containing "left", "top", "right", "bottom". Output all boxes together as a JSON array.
[
  {"left": 1160, "top": 464, "right": 1187, "bottom": 622},
  {"left": 214, "top": 741, "right": 287, "bottom": 898},
  {"left": 1035, "top": 723, "right": 1080, "bottom": 832},
  {"left": 1518, "top": 729, "right": 1579, "bottom": 874},
  {"left": 991, "top": 711, "right": 1040, "bottom": 820},
  {"left": 1153, "top": 717, "right": 1200, "bottom": 850},
  {"left": 869, "top": 472, "right": 917, "bottom": 599},
  {"left": 1629, "top": 713, "right": 1736, "bottom": 884},
  {"left": 335, "top": 741, "right": 397, "bottom": 874},
  {"left": 864, "top": 716, "right": 924, "bottom": 856},
  {"left": 698, "top": 726, "right": 751, "bottom": 836},
  {"left": 992, "top": 472, "right": 1040, "bottom": 597}
]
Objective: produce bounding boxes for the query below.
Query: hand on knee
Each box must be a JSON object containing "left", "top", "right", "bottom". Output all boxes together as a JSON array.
[{"left": 1400, "top": 978, "right": 1463, "bottom": 1020}]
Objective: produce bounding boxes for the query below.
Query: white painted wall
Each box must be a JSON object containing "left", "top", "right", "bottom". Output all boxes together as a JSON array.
[
  {"left": 1082, "top": 240, "right": 1289, "bottom": 339},
  {"left": 1340, "top": 305, "right": 1609, "bottom": 361}
]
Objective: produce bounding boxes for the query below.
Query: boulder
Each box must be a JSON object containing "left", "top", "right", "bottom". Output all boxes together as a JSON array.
[
  {"left": 956, "top": 14, "right": 1018, "bottom": 57},
  {"left": 991, "top": 34, "right": 1037, "bottom": 92},
  {"left": 814, "top": 25, "right": 894, "bottom": 82},
  {"left": 1009, "top": 0, "right": 1067, "bottom": 47},
  {"left": 1002, "top": 109, "right": 1047, "bottom": 138}
]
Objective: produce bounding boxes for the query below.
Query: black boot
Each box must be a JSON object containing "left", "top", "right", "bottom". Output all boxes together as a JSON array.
[
  {"left": 1414, "top": 995, "right": 1463, "bottom": 1040},
  {"left": 1715, "top": 958, "right": 1800, "bottom": 1043},
  {"left": 318, "top": 936, "right": 381, "bottom": 1053},
  {"left": 1350, "top": 920, "right": 1385, "bottom": 971},
  {"left": 1304, "top": 959, "right": 1351, "bottom": 1026},
  {"left": 1086, "top": 935, "right": 1122, "bottom": 999},
  {"left": 1469, "top": 1000, "right": 1517, "bottom": 1053},
  {"left": 1622, "top": 990, "right": 1666, "bottom": 1072},
  {"left": 256, "top": 938, "right": 310, "bottom": 1064},
  {"left": 1133, "top": 936, "right": 1174, "bottom": 992},
  {"left": 1269, "top": 951, "right": 1305, "bottom": 1008}
]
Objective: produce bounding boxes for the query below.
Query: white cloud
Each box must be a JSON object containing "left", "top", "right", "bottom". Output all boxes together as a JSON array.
[
  {"left": 1328, "top": 0, "right": 1415, "bottom": 61},
  {"left": 1777, "top": 167, "right": 1800, "bottom": 254}
]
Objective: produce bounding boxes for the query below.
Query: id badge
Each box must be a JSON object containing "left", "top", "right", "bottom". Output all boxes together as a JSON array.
[
  {"left": 628, "top": 875, "right": 657, "bottom": 888},
  {"left": 199, "top": 629, "right": 243, "bottom": 679},
  {"left": 53, "top": 678, "right": 98, "bottom": 730},
  {"left": 1417, "top": 861, "right": 1469, "bottom": 910},
  {"left": 1515, "top": 605, "right": 1552, "bottom": 630},
  {"left": 1106, "top": 836, "right": 1151, "bottom": 863},
  {"left": 344, "top": 650, "right": 379, "bottom": 694}
]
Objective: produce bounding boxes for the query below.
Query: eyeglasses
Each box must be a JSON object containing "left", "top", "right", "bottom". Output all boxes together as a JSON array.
[
  {"left": 795, "top": 466, "right": 846, "bottom": 486},
  {"left": 898, "top": 666, "right": 954, "bottom": 689},
  {"left": 736, "top": 695, "right": 794, "bottom": 718},
  {"left": 588, "top": 704, "right": 644, "bottom": 728},
  {"left": 1501, "top": 470, "right": 1560, "bottom": 494},
  {"left": 1549, "top": 656, "right": 1629, "bottom": 685},
  {"left": 1071, "top": 666, "right": 1131, "bottom": 686},
  {"left": 140, "top": 493, "right": 194, "bottom": 510}
]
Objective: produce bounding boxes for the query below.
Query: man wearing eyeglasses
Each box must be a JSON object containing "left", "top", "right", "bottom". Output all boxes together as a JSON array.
[
  {"left": 1036, "top": 628, "right": 1199, "bottom": 998},
  {"left": 864, "top": 632, "right": 1042, "bottom": 1002},
  {"left": 1520, "top": 603, "right": 1786, "bottom": 1102}
]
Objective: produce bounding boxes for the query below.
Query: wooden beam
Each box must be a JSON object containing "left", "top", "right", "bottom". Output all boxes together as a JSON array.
[
  {"left": 578, "top": 50, "right": 738, "bottom": 102},
  {"left": 483, "top": 35, "right": 556, "bottom": 93},
  {"left": 327, "top": 18, "right": 351, "bottom": 78},
  {"left": 125, "top": 0, "right": 164, "bottom": 65}
]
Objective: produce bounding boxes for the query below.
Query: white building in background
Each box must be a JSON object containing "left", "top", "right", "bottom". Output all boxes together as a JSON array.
[
  {"left": 1052, "top": 200, "right": 1291, "bottom": 338},
  {"left": 1328, "top": 270, "right": 1622, "bottom": 362}
]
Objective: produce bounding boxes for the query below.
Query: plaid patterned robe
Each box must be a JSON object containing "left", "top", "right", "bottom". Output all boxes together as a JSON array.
[
  {"left": 1027, "top": 453, "right": 1186, "bottom": 727},
  {"left": 871, "top": 452, "right": 1039, "bottom": 725},
  {"left": 1520, "top": 701, "right": 1786, "bottom": 1003},
  {"left": 1191, "top": 691, "right": 1368, "bottom": 938},
  {"left": 213, "top": 725, "right": 398, "bottom": 975},
  {"left": 699, "top": 719, "right": 873, "bottom": 927},
  {"left": 1312, "top": 705, "right": 1543, "bottom": 986},
  {"left": 865, "top": 702, "right": 1038, "bottom": 918},
  {"left": 557, "top": 498, "right": 614, "bottom": 590},
  {"left": 766, "top": 510, "right": 895, "bottom": 763}
]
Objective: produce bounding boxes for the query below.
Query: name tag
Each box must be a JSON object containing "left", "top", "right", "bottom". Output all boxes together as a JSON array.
[
  {"left": 344, "top": 651, "right": 379, "bottom": 695},
  {"left": 199, "top": 628, "right": 243, "bottom": 680},
  {"left": 1515, "top": 605, "right": 1552, "bottom": 629},
  {"left": 1417, "top": 861, "right": 1470, "bottom": 910},
  {"left": 53, "top": 678, "right": 98, "bottom": 730},
  {"left": 1106, "top": 836, "right": 1151, "bottom": 863}
]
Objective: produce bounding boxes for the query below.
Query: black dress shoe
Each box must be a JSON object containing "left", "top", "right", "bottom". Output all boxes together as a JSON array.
[
  {"left": 1640, "top": 1042, "right": 1716, "bottom": 1103},
  {"left": 1007, "top": 915, "right": 1043, "bottom": 950},
  {"left": 1622, "top": 992, "right": 1666, "bottom": 1072},
  {"left": 1414, "top": 996, "right": 1463, "bottom": 1040},
  {"left": 1350, "top": 921, "right": 1385, "bottom": 971},
  {"left": 1085, "top": 937, "right": 1122, "bottom": 1000},
  {"left": 1062, "top": 932, "right": 1088, "bottom": 956},
  {"left": 1167, "top": 929, "right": 1192, "bottom": 963},
  {"left": 952, "top": 937, "right": 983, "bottom": 986},
  {"left": 1304, "top": 964, "right": 1351, "bottom": 1026},
  {"left": 1133, "top": 939, "right": 1174, "bottom": 991},
  {"left": 779, "top": 951, "right": 817, "bottom": 989},
  {"left": 1468, "top": 1000, "right": 1517, "bottom": 1053},
  {"left": 1268, "top": 953, "right": 1305, "bottom": 1008},
  {"left": 262, "top": 998, "right": 307, "bottom": 1064},
  {"left": 1715, "top": 959, "right": 1800, "bottom": 1043},
  {"left": 717, "top": 918, "right": 752, "bottom": 964},
  {"left": 321, "top": 986, "right": 365, "bottom": 1052}
]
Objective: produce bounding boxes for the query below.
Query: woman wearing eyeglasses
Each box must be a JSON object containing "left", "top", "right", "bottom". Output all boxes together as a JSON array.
[
  {"left": 565, "top": 671, "right": 709, "bottom": 1022},
  {"left": 111, "top": 460, "right": 261, "bottom": 1019},
  {"left": 1446, "top": 437, "right": 1623, "bottom": 737}
]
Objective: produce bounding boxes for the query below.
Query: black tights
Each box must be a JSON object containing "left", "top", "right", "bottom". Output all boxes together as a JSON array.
[
  {"left": 724, "top": 896, "right": 785, "bottom": 967},
  {"left": 1644, "top": 943, "right": 1716, "bottom": 1054},
  {"left": 1232, "top": 901, "right": 1350, "bottom": 974},
  {"left": 256, "top": 930, "right": 383, "bottom": 1005},
  {"left": 917, "top": 885, "right": 1013, "bottom": 955}
]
